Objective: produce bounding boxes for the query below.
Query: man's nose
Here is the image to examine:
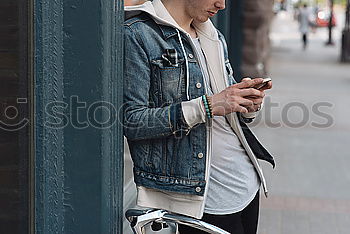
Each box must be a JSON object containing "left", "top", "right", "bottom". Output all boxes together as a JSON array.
[{"left": 215, "top": 0, "right": 225, "bottom": 10}]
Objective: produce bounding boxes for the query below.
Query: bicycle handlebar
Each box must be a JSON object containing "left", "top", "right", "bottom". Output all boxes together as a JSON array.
[{"left": 125, "top": 208, "right": 230, "bottom": 234}]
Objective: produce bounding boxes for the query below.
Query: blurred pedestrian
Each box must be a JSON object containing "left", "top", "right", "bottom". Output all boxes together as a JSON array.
[
  {"left": 298, "top": 3, "right": 312, "bottom": 50},
  {"left": 124, "top": 0, "right": 275, "bottom": 233}
]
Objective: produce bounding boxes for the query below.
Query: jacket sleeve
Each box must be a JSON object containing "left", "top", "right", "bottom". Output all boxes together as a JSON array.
[{"left": 123, "top": 25, "right": 190, "bottom": 140}]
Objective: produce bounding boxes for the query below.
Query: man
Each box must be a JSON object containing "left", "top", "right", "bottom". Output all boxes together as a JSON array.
[
  {"left": 124, "top": 0, "right": 275, "bottom": 233},
  {"left": 298, "top": 4, "right": 311, "bottom": 50}
]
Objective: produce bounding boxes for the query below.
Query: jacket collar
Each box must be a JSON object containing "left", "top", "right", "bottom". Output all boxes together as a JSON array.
[{"left": 158, "top": 26, "right": 179, "bottom": 40}]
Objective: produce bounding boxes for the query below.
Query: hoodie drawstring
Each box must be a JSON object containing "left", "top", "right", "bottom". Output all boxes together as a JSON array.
[{"left": 176, "top": 29, "right": 190, "bottom": 100}]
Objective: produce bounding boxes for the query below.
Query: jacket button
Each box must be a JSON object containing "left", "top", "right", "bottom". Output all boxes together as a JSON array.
[
  {"left": 196, "top": 82, "right": 202, "bottom": 89},
  {"left": 195, "top": 187, "right": 201, "bottom": 193},
  {"left": 197, "top": 152, "right": 204, "bottom": 159},
  {"left": 188, "top": 53, "right": 194, "bottom": 59}
]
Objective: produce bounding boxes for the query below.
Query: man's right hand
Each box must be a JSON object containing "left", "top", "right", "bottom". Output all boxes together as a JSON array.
[{"left": 208, "top": 78, "right": 265, "bottom": 116}]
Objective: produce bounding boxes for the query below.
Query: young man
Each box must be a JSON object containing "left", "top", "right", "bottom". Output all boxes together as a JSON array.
[{"left": 124, "top": 0, "right": 275, "bottom": 233}]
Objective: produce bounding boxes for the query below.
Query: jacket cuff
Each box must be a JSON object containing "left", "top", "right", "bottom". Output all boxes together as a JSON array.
[
  {"left": 181, "top": 97, "right": 206, "bottom": 128},
  {"left": 169, "top": 102, "right": 191, "bottom": 137},
  {"left": 241, "top": 112, "right": 257, "bottom": 119},
  {"left": 241, "top": 101, "right": 264, "bottom": 122}
]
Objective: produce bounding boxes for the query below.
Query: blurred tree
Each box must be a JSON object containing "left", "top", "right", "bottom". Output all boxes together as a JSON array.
[
  {"left": 326, "top": 0, "right": 335, "bottom": 45},
  {"left": 334, "top": 0, "right": 347, "bottom": 5},
  {"left": 341, "top": 0, "right": 350, "bottom": 61}
]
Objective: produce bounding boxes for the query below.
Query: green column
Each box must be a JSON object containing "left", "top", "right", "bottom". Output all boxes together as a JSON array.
[
  {"left": 34, "top": 0, "right": 124, "bottom": 233},
  {"left": 227, "top": 0, "right": 244, "bottom": 81}
]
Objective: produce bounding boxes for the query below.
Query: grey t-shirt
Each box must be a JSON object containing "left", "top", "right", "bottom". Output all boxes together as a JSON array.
[{"left": 192, "top": 37, "right": 260, "bottom": 214}]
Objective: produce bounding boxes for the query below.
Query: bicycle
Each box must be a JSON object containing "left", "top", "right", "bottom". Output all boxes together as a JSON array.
[{"left": 125, "top": 208, "right": 230, "bottom": 234}]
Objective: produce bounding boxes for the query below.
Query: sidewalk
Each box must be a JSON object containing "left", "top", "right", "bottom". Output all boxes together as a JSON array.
[{"left": 254, "top": 11, "right": 350, "bottom": 234}]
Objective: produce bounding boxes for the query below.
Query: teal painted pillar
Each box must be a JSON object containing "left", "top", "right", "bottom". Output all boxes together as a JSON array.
[
  {"left": 34, "top": 0, "right": 124, "bottom": 233},
  {"left": 227, "top": 0, "right": 244, "bottom": 81},
  {"left": 214, "top": 0, "right": 244, "bottom": 81}
]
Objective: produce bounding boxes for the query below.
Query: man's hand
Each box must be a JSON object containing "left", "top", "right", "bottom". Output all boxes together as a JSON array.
[
  {"left": 241, "top": 77, "right": 272, "bottom": 112},
  {"left": 207, "top": 78, "right": 266, "bottom": 116}
]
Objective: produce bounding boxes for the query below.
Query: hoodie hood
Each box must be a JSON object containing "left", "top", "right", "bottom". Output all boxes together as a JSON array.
[{"left": 124, "top": 0, "right": 219, "bottom": 41}]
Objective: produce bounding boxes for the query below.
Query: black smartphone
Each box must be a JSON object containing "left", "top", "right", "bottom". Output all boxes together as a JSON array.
[{"left": 254, "top": 77, "right": 271, "bottom": 90}]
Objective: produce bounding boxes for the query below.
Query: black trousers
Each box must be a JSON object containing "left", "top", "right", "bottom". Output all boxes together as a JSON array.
[
  {"left": 178, "top": 191, "right": 260, "bottom": 234},
  {"left": 302, "top": 33, "right": 308, "bottom": 47}
]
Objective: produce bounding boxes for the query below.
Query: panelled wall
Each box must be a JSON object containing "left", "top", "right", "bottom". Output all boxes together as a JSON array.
[{"left": 0, "top": 0, "right": 31, "bottom": 233}]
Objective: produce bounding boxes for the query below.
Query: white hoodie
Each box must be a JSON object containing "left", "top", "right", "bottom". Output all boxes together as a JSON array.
[{"left": 125, "top": 0, "right": 268, "bottom": 219}]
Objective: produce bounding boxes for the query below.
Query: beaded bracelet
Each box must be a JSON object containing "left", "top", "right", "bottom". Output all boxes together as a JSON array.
[
  {"left": 202, "top": 94, "right": 213, "bottom": 119},
  {"left": 206, "top": 95, "right": 214, "bottom": 118},
  {"left": 206, "top": 94, "right": 213, "bottom": 117}
]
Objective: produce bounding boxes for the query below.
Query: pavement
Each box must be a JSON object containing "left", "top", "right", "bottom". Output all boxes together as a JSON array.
[{"left": 253, "top": 10, "right": 350, "bottom": 234}]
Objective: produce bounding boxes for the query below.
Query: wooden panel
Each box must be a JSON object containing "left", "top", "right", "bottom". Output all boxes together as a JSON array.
[
  {"left": 0, "top": 142, "right": 19, "bottom": 166},
  {"left": 0, "top": 79, "right": 18, "bottom": 97},
  {"left": 0, "top": 26, "right": 19, "bottom": 50},
  {"left": 0, "top": 219, "right": 18, "bottom": 234},
  {"left": 0, "top": 167, "right": 19, "bottom": 189},
  {"left": 0, "top": 52, "right": 18, "bottom": 69},
  {"left": 0, "top": 0, "right": 31, "bottom": 233},
  {"left": 0, "top": 5, "right": 18, "bottom": 26},
  {"left": 0, "top": 190, "right": 20, "bottom": 214}
]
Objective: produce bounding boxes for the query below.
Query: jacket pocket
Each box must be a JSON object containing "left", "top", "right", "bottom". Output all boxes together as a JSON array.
[{"left": 151, "top": 58, "right": 185, "bottom": 104}]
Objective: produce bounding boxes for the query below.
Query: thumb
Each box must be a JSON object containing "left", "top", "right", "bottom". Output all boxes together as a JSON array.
[{"left": 241, "top": 77, "right": 252, "bottom": 82}]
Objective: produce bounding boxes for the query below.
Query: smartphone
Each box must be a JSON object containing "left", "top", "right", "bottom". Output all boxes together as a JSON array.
[{"left": 254, "top": 77, "right": 271, "bottom": 90}]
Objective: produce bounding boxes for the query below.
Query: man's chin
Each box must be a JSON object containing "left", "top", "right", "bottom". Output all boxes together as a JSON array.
[{"left": 194, "top": 17, "right": 209, "bottom": 23}]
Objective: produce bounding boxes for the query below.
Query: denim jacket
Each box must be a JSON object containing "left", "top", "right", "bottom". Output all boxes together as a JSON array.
[{"left": 124, "top": 9, "right": 274, "bottom": 197}]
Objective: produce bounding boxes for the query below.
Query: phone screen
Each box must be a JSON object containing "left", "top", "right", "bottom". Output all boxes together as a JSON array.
[{"left": 254, "top": 78, "right": 271, "bottom": 90}]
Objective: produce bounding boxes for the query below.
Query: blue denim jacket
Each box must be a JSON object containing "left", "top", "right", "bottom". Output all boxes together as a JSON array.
[{"left": 123, "top": 12, "right": 274, "bottom": 196}]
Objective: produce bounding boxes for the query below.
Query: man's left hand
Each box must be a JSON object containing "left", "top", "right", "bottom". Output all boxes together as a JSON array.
[{"left": 240, "top": 77, "right": 272, "bottom": 112}]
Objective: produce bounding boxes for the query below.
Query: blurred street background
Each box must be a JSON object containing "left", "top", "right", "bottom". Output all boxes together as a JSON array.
[{"left": 253, "top": 3, "right": 350, "bottom": 234}]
